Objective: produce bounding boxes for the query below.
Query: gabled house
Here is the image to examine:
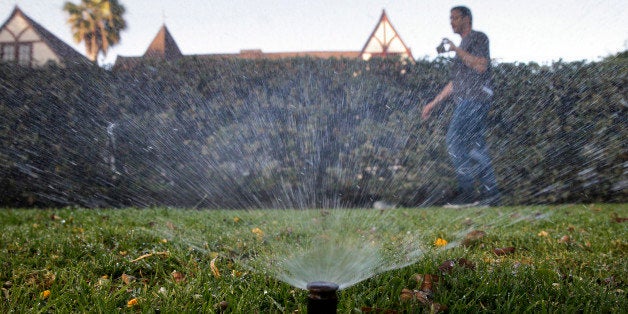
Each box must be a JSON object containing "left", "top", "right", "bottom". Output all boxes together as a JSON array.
[
  {"left": 360, "top": 10, "right": 414, "bottom": 60},
  {"left": 0, "top": 6, "right": 89, "bottom": 67},
  {"left": 114, "top": 9, "right": 413, "bottom": 70}
]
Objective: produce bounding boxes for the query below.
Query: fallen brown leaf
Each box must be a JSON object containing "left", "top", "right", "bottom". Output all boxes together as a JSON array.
[
  {"left": 413, "top": 274, "right": 424, "bottom": 284},
  {"left": 210, "top": 257, "right": 221, "bottom": 278},
  {"left": 420, "top": 274, "right": 439, "bottom": 294},
  {"left": 430, "top": 303, "right": 448, "bottom": 313},
  {"left": 171, "top": 270, "right": 185, "bottom": 283},
  {"left": 361, "top": 306, "right": 398, "bottom": 313},
  {"left": 462, "top": 230, "right": 486, "bottom": 247},
  {"left": 401, "top": 275, "right": 448, "bottom": 311},
  {"left": 400, "top": 288, "right": 414, "bottom": 302},
  {"left": 438, "top": 260, "right": 456, "bottom": 273},
  {"left": 438, "top": 258, "right": 476, "bottom": 273},
  {"left": 493, "top": 247, "right": 516, "bottom": 256},
  {"left": 400, "top": 289, "right": 431, "bottom": 305},
  {"left": 611, "top": 213, "right": 628, "bottom": 223},
  {"left": 558, "top": 235, "right": 571, "bottom": 243},
  {"left": 121, "top": 273, "right": 136, "bottom": 285},
  {"left": 215, "top": 301, "right": 228, "bottom": 312},
  {"left": 130, "top": 251, "right": 169, "bottom": 262},
  {"left": 25, "top": 271, "right": 56, "bottom": 289},
  {"left": 457, "top": 258, "right": 476, "bottom": 270},
  {"left": 414, "top": 290, "right": 431, "bottom": 305}
]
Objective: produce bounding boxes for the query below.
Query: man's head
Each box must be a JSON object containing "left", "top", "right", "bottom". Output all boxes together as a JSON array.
[{"left": 450, "top": 6, "right": 472, "bottom": 35}]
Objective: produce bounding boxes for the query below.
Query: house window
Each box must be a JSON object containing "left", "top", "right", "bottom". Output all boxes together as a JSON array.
[
  {"left": 2, "top": 44, "right": 15, "bottom": 62},
  {"left": 18, "top": 44, "right": 32, "bottom": 66},
  {"left": 1, "top": 43, "right": 33, "bottom": 65}
]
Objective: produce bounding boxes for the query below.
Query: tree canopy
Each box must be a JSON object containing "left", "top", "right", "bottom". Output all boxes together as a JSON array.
[{"left": 64, "top": 0, "right": 127, "bottom": 63}]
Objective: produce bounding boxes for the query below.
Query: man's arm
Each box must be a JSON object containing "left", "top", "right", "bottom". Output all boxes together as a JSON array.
[
  {"left": 452, "top": 46, "right": 488, "bottom": 73},
  {"left": 421, "top": 81, "right": 453, "bottom": 120},
  {"left": 443, "top": 38, "right": 489, "bottom": 74}
]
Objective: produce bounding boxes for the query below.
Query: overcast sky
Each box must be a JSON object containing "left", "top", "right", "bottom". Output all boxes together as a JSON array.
[{"left": 2, "top": 0, "right": 627, "bottom": 65}]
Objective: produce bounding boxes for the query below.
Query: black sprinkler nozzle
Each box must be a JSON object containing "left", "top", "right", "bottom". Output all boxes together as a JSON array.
[{"left": 307, "top": 281, "right": 339, "bottom": 314}]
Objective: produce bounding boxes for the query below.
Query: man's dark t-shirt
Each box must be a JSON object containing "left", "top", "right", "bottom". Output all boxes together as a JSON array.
[{"left": 451, "top": 30, "right": 492, "bottom": 102}]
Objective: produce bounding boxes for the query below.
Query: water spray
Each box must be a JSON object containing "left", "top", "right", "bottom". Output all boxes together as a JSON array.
[{"left": 307, "top": 281, "right": 339, "bottom": 314}]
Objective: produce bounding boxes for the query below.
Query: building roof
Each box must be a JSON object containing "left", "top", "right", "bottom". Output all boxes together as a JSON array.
[
  {"left": 360, "top": 10, "right": 414, "bottom": 60},
  {"left": 114, "top": 9, "right": 413, "bottom": 70},
  {"left": 144, "top": 24, "right": 183, "bottom": 60},
  {"left": 0, "top": 6, "right": 90, "bottom": 66}
]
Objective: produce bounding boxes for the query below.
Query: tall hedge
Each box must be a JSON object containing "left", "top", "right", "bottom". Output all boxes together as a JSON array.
[{"left": 0, "top": 56, "right": 625, "bottom": 208}]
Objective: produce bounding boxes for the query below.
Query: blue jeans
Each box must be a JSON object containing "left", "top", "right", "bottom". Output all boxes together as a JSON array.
[{"left": 446, "top": 99, "right": 498, "bottom": 198}]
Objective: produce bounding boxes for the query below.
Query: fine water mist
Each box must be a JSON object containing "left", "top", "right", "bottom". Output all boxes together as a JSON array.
[
  {"left": 146, "top": 205, "right": 551, "bottom": 292},
  {"left": 1, "top": 57, "right": 625, "bottom": 209},
  {"left": 251, "top": 209, "right": 430, "bottom": 290},
  {"left": 149, "top": 207, "right": 478, "bottom": 291}
]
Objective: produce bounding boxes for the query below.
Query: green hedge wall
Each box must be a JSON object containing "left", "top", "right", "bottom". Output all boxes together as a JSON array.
[{"left": 0, "top": 56, "right": 626, "bottom": 208}]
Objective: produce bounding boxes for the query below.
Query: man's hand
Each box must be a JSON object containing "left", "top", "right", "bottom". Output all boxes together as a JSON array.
[
  {"left": 421, "top": 82, "right": 453, "bottom": 121},
  {"left": 421, "top": 102, "right": 435, "bottom": 121},
  {"left": 442, "top": 38, "right": 457, "bottom": 52}
]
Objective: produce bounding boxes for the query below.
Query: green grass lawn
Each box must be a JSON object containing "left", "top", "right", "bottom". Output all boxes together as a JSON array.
[{"left": 1, "top": 204, "right": 626, "bottom": 313}]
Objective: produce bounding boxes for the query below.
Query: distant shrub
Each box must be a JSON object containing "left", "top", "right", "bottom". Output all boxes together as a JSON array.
[{"left": 0, "top": 57, "right": 625, "bottom": 208}]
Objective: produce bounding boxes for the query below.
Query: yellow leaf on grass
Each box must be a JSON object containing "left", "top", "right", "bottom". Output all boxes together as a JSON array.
[
  {"left": 96, "top": 275, "right": 110, "bottom": 287},
  {"left": 232, "top": 270, "right": 244, "bottom": 277},
  {"left": 538, "top": 230, "right": 549, "bottom": 237},
  {"left": 41, "top": 290, "right": 51, "bottom": 300},
  {"left": 233, "top": 216, "right": 241, "bottom": 223},
  {"left": 434, "top": 238, "right": 448, "bottom": 247},
  {"left": 252, "top": 227, "right": 264, "bottom": 239},
  {"left": 127, "top": 298, "right": 138, "bottom": 307},
  {"left": 210, "top": 257, "right": 221, "bottom": 278}
]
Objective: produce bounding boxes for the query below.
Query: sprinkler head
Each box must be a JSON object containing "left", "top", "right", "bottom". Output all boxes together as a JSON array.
[{"left": 307, "top": 281, "right": 339, "bottom": 314}]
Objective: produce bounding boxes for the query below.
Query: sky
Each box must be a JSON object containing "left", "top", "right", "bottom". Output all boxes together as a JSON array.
[{"left": 2, "top": 0, "right": 627, "bottom": 66}]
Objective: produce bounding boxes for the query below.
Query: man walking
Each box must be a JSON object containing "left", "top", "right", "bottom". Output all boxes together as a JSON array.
[{"left": 421, "top": 6, "right": 500, "bottom": 206}]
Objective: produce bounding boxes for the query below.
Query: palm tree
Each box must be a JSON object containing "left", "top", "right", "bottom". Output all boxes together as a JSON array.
[{"left": 64, "top": 0, "right": 126, "bottom": 64}]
